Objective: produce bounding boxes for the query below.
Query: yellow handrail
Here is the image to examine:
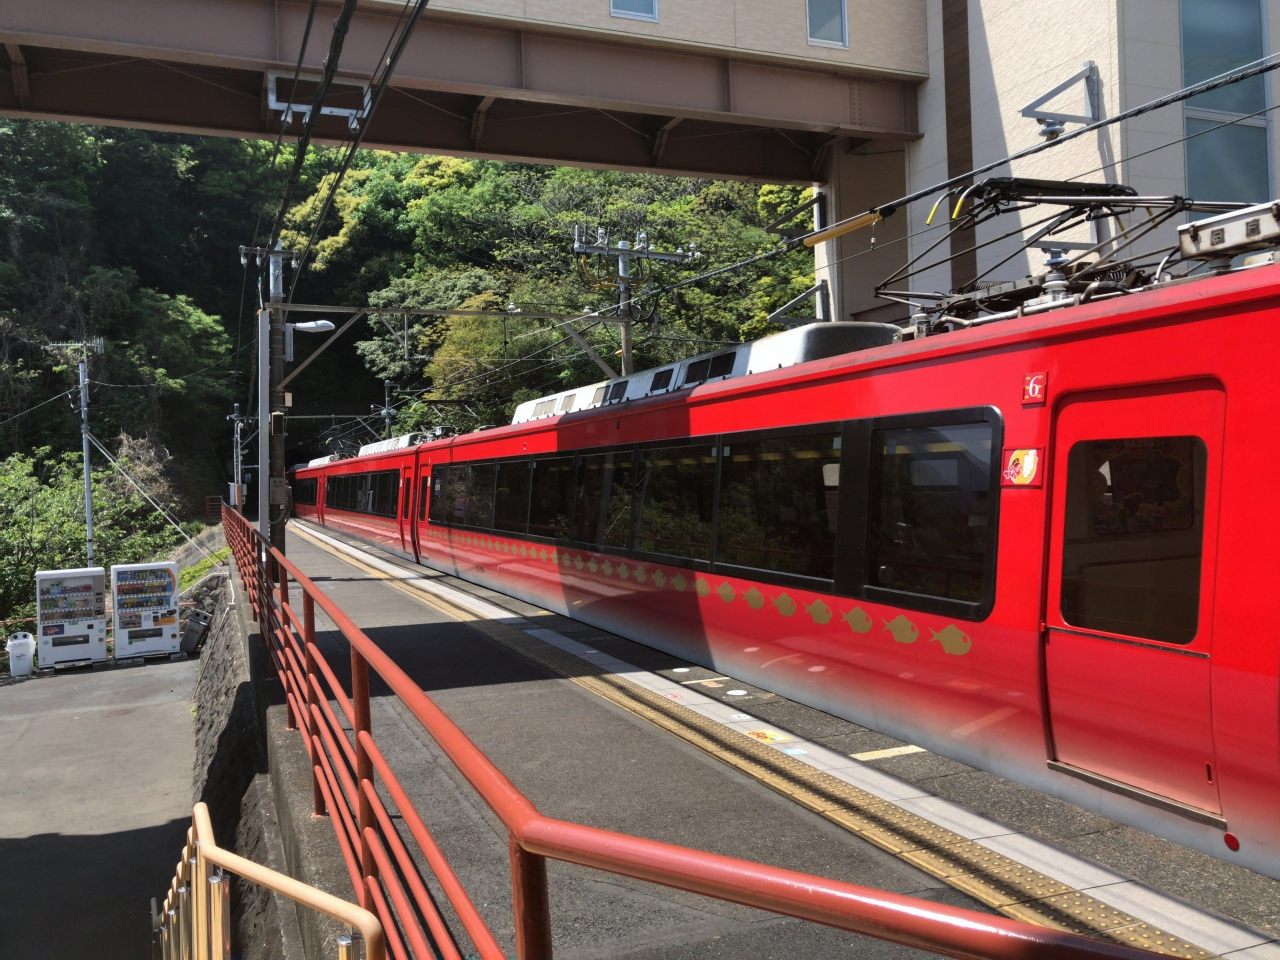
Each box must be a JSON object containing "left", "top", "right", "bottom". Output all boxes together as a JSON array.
[{"left": 153, "top": 802, "right": 384, "bottom": 960}]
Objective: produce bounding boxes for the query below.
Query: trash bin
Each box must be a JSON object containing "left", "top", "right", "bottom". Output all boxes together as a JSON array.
[
  {"left": 180, "top": 609, "right": 213, "bottom": 656},
  {"left": 6, "top": 632, "right": 36, "bottom": 677}
]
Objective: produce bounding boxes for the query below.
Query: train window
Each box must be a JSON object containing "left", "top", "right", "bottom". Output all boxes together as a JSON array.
[
  {"left": 494, "top": 461, "right": 532, "bottom": 534},
  {"left": 572, "top": 452, "right": 635, "bottom": 548},
  {"left": 1059, "top": 437, "right": 1206, "bottom": 643},
  {"left": 634, "top": 443, "right": 717, "bottom": 561},
  {"left": 429, "top": 468, "right": 449, "bottom": 524},
  {"left": 592, "top": 386, "right": 607, "bottom": 405},
  {"left": 717, "top": 432, "right": 840, "bottom": 578},
  {"left": 683, "top": 352, "right": 734, "bottom": 387},
  {"left": 650, "top": 369, "right": 673, "bottom": 392},
  {"left": 444, "top": 468, "right": 468, "bottom": 524},
  {"left": 607, "top": 380, "right": 629, "bottom": 402},
  {"left": 418, "top": 475, "right": 430, "bottom": 522},
  {"left": 403, "top": 477, "right": 413, "bottom": 519},
  {"left": 528, "top": 457, "right": 575, "bottom": 541},
  {"left": 866, "top": 423, "right": 993, "bottom": 604},
  {"left": 291, "top": 477, "right": 318, "bottom": 506},
  {"left": 372, "top": 471, "right": 400, "bottom": 517},
  {"left": 464, "top": 464, "right": 497, "bottom": 528}
]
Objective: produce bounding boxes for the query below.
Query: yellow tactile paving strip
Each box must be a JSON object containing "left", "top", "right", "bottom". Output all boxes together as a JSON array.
[{"left": 289, "top": 525, "right": 1216, "bottom": 960}]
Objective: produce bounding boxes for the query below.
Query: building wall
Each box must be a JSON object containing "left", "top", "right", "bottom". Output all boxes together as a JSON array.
[{"left": 410, "top": 0, "right": 930, "bottom": 77}]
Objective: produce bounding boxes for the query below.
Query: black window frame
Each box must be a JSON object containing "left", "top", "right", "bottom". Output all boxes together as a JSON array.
[
  {"left": 629, "top": 436, "right": 720, "bottom": 570},
  {"left": 838, "top": 405, "right": 1003, "bottom": 621},
  {"left": 420, "top": 407, "right": 1002, "bottom": 621},
  {"left": 711, "top": 421, "right": 842, "bottom": 592}
]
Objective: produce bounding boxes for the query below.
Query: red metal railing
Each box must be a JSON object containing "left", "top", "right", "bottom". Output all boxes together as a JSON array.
[{"left": 224, "top": 506, "right": 1156, "bottom": 960}]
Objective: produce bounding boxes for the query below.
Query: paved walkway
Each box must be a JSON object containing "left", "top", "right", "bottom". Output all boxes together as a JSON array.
[
  {"left": 0, "top": 659, "right": 197, "bottom": 960},
  {"left": 287, "top": 531, "right": 986, "bottom": 960},
  {"left": 289, "top": 520, "right": 1280, "bottom": 960}
]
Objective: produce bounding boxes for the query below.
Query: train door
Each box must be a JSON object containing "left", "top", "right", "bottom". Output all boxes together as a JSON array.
[
  {"left": 1043, "top": 383, "right": 1224, "bottom": 818},
  {"left": 316, "top": 476, "right": 325, "bottom": 525},
  {"left": 399, "top": 465, "right": 414, "bottom": 555},
  {"left": 411, "top": 462, "right": 431, "bottom": 559}
]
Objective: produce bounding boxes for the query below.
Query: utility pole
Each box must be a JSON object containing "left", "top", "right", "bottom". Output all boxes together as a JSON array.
[
  {"left": 573, "top": 228, "right": 696, "bottom": 376},
  {"left": 241, "top": 243, "right": 299, "bottom": 551},
  {"left": 226, "top": 403, "right": 248, "bottom": 512},
  {"left": 50, "top": 338, "right": 104, "bottom": 565},
  {"left": 371, "top": 380, "right": 398, "bottom": 439},
  {"left": 78, "top": 354, "right": 94, "bottom": 566}
]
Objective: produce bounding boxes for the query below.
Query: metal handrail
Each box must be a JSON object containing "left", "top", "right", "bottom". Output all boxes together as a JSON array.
[
  {"left": 151, "top": 802, "right": 383, "bottom": 960},
  {"left": 224, "top": 505, "right": 1159, "bottom": 960}
]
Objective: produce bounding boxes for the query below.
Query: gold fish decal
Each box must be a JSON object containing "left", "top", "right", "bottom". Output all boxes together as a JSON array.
[
  {"left": 806, "top": 600, "right": 832, "bottom": 625},
  {"left": 652, "top": 569, "right": 666, "bottom": 588},
  {"left": 588, "top": 558, "right": 598, "bottom": 573},
  {"left": 618, "top": 563, "right": 630, "bottom": 579},
  {"left": 883, "top": 615, "right": 919, "bottom": 644},
  {"left": 635, "top": 566, "right": 648, "bottom": 584},
  {"left": 717, "top": 582, "right": 735, "bottom": 603},
  {"left": 744, "top": 587, "right": 765, "bottom": 610},
  {"left": 773, "top": 594, "right": 796, "bottom": 617},
  {"left": 930, "top": 625, "right": 972, "bottom": 656},
  {"left": 696, "top": 578, "right": 711, "bottom": 597},
  {"left": 673, "top": 573, "right": 687, "bottom": 592},
  {"left": 601, "top": 560, "right": 613, "bottom": 576},
  {"left": 841, "top": 607, "right": 872, "bottom": 634},
  {"left": 574, "top": 555, "right": 584, "bottom": 570}
]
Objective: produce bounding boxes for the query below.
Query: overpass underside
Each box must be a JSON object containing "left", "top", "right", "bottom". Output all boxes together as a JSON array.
[{"left": 0, "top": 0, "right": 918, "bottom": 183}]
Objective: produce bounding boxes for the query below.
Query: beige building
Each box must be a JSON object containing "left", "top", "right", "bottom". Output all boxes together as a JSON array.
[
  {"left": 2, "top": 0, "right": 1275, "bottom": 321},
  {"left": 823, "top": 0, "right": 1280, "bottom": 321}
]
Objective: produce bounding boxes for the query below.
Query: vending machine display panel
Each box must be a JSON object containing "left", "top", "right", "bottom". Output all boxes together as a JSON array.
[
  {"left": 35, "top": 567, "right": 107, "bottom": 667},
  {"left": 111, "top": 562, "right": 181, "bottom": 658}
]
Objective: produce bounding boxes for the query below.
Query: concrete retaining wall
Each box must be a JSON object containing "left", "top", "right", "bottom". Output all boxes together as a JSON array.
[{"left": 193, "top": 559, "right": 353, "bottom": 959}]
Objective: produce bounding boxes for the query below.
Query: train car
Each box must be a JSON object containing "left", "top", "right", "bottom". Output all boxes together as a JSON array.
[{"left": 290, "top": 198, "right": 1280, "bottom": 878}]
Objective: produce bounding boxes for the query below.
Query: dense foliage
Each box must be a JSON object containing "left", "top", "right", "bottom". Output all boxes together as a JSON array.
[
  {"left": 277, "top": 156, "right": 816, "bottom": 448},
  {"left": 0, "top": 447, "right": 185, "bottom": 621},
  {"left": 0, "top": 119, "right": 817, "bottom": 608}
]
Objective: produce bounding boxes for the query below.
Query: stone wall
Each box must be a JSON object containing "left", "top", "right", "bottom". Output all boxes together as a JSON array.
[{"left": 190, "top": 573, "right": 306, "bottom": 960}]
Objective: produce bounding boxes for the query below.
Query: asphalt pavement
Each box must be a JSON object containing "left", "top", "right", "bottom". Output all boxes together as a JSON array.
[{"left": 0, "top": 657, "right": 197, "bottom": 960}]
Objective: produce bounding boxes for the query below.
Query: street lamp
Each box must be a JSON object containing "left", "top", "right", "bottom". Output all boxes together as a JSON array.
[{"left": 283, "top": 319, "right": 337, "bottom": 361}]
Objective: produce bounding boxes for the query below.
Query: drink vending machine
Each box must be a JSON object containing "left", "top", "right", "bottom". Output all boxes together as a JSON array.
[
  {"left": 111, "top": 562, "right": 181, "bottom": 658},
  {"left": 35, "top": 567, "right": 107, "bottom": 668}
]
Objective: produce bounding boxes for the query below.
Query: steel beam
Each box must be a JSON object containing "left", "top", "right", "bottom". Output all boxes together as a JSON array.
[{"left": 0, "top": 0, "right": 917, "bottom": 182}]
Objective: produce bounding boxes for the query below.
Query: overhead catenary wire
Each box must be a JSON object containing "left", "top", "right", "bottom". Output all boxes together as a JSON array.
[
  {"left": 805, "top": 50, "right": 1280, "bottom": 245},
  {"left": 84, "top": 431, "right": 222, "bottom": 563},
  {"left": 262, "top": 0, "right": 363, "bottom": 253},
  {"left": 284, "top": 0, "right": 432, "bottom": 304}
]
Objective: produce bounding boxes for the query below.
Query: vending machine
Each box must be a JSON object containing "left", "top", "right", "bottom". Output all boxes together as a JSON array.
[
  {"left": 35, "top": 567, "right": 108, "bottom": 668},
  {"left": 111, "top": 562, "right": 181, "bottom": 658}
]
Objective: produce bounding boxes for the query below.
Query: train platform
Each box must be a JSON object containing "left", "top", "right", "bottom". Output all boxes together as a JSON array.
[{"left": 281, "top": 518, "right": 1280, "bottom": 960}]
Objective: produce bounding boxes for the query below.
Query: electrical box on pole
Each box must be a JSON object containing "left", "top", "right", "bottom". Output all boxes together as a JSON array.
[{"left": 35, "top": 567, "right": 107, "bottom": 669}]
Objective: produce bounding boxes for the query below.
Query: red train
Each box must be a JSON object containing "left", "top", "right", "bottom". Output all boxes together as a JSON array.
[{"left": 291, "top": 240, "right": 1280, "bottom": 879}]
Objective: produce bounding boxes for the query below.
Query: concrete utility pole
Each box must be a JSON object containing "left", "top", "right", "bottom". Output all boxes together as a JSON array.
[
  {"left": 50, "top": 338, "right": 104, "bottom": 565},
  {"left": 78, "top": 354, "right": 94, "bottom": 565},
  {"left": 226, "top": 403, "right": 248, "bottom": 512},
  {"left": 573, "top": 229, "right": 695, "bottom": 376},
  {"left": 241, "top": 243, "right": 298, "bottom": 551}
]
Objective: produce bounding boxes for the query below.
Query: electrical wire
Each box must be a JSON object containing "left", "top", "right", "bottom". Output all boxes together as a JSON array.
[
  {"left": 262, "top": 0, "right": 363, "bottom": 253},
  {"left": 0, "top": 388, "right": 77, "bottom": 429},
  {"left": 808, "top": 50, "right": 1280, "bottom": 239},
  {"left": 284, "top": 0, "right": 432, "bottom": 304},
  {"left": 85, "top": 431, "right": 221, "bottom": 563}
]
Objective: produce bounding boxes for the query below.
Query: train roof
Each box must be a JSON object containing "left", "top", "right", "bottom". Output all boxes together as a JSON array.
[{"left": 510, "top": 321, "right": 902, "bottom": 426}]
